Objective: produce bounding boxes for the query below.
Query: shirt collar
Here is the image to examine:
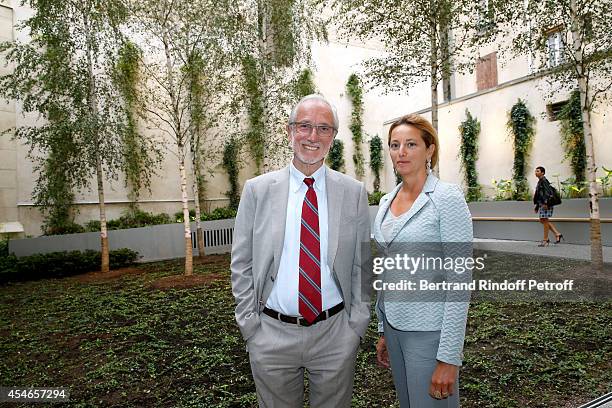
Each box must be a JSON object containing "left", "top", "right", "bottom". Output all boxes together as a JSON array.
[{"left": 289, "top": 162, "right": 326, "bottom": 193}]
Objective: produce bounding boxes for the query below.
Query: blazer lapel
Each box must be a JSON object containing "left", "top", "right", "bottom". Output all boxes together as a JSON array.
[
  {"left": 373, "top": 183, "right": 401, "bottom": 246},
  {"left": 268, "top": 167, "right": 290, "bottom": 278},
  {"left": 326, "top": 169, "right": 344, "bottom": 269},
  {"left": 387, "top": 174, "right": 439, "bottom": 244}
]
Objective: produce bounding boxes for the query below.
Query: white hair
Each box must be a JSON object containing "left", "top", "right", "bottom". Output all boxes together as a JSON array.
[{"left": 288, "top": 94, "right": 339, "bottom": 130}]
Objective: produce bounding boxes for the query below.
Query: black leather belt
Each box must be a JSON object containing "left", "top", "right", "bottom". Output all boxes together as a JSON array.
[{"left": 263, "top": 302, "right": 344, "bottom": 327}]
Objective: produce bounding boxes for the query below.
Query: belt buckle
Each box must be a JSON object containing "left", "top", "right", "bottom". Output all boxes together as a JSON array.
[{"left": 298, "top": 318, "right": 311, "bottom": 327}]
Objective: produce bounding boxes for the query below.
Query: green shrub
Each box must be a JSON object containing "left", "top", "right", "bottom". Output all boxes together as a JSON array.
[
  {"left": 560, "top": 177, "right": 588, "bottom": 199},
  {"left": 174, "top": 207, "right": 237, "bottom": 222},
  {"left": 347, "top": 73, "right": 365, "bottom": 179},
  {"left": 109, "top": 248, "right": 140, "bottom": 266},
  {"left": 368, "top": 191, "right": 386, "bottom": 206},
  {"left": 369, "top": 135, "right": 383, "bottom": 192},
  {"left": 492, "top": 178, "right": 514, "bottom": 201},
  {"left": 507, "top": 99, "right": 535, "bottom": 201},
  {"left": 79, "top": 207, "right": 236, "bottom": 234},
  {"left": 327, "top": 139, "right": 345, "bottom": 172},
  {"left": 222, "top": 136, "right": 241, "bottom": 209},
  {"left": 174, "top": 209, "right": 196, "bottom": 223},
  {"left": 124, "top": 209, "right": 172, "bottom": 227},
  {"left": 459, "top": 110, "right": 482, "bottom": 202},
  {"left": 295, "top": 68, "right": 316, "bottom": 97},
  {"left": 84, "top": 220, "right": 101, "bottom": 232},
  {"left": 85, "top": 210, "right": 173, "bottom": 232},
  {"left": 599, "top": 166, "right": 612, "bottom": 197},
  {"left": 559, "top": 90, "right": 586, "bottom": 184},
  {"left": 0, "top": 248, "right": 139, "bottom": 284},
  {"left": 43, "top": 221, "right": 86, "bottom": 236},
  {"left": 201, "top": 207, "right": 237, "bottom": 221},
  {"left": 488, "top": 178, "right": 532, "bottom": 201},
  {"left": 0, "top": 252, "right": 17, "bottom": 276}
]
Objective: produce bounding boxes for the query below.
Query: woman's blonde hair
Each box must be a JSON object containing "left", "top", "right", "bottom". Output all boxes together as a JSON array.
[{"left": 388, "top": 114, "right": 439, "bottom": 168}]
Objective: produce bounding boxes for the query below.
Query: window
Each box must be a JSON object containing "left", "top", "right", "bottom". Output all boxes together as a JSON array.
[
  {"left": 546, "top": 100, "right": 567, "bottom": 121},
  {"left": 475, "top": 52, "right": 498, "bottom": 91},
  {"left": 546, "top": 28, "right": 565, "bottom": 68},
  {"left": 0, "top": 5, "right": 14, "bottom": 42}
]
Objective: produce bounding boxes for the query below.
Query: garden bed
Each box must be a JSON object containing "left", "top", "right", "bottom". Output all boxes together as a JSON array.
[
  {"left": 1, "top": 253, "right": 610, "bottom": 407},
  {"left": 8, "top": 219, "right": 235, "bottom": 262}
]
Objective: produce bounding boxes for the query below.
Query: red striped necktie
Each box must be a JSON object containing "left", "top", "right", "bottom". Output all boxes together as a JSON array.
[{"left": 298, "top": 177, "right": 322, "bottom": 323}]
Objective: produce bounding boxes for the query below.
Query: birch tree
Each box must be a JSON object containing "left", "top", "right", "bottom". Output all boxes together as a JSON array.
[
  {"left": 131, "top": 0, "right": 238, "bottom": 273},
  {"left": 0, "top": 0, "right": 146, "bottom": 272},
  {"left": 185, "top": 49, "right": 237, "bottom": 259},
  {"left": 327, "top": 0, "right": 492, "bottom": 134},
  {"left": 113, "top": 40, "right": 162, "bottom": 212},
  {"left": 498, "top": 0, "right": 611, "bottom": 268},
  {"left": 236, "top": 0, "right": 327, "bottom": 173}
]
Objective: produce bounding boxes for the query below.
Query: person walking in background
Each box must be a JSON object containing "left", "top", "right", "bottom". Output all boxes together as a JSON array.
[
  {"left": 373, "top": 114, "right": 472, "bottom": 407},
  {"left": 533, "top": 166, "right": 563, "bottom": 246},
  {"left": 231, "top": 94, "right": 371, "bottom": 408}
]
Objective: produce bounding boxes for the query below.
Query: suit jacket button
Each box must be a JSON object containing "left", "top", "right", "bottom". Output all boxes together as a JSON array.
[{"left": 271, "top": 276, "right": 275, "bottom": 281}]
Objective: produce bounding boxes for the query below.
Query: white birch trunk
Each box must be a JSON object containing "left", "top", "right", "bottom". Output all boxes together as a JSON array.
[
  {"left": 163, "top": 32, "right": 193, "bottom": 275},
  {"left": 96, "top": 158, "right": 109, "bottom": 273},
  {"left": 179, "top": 145, "right": 194, "bottom": 275},
  {"left": 85, "top": 17, "right": 109, "bottom": 273},
  {"left": 570, "top": 0, "right": 603, "bottom": 269}
]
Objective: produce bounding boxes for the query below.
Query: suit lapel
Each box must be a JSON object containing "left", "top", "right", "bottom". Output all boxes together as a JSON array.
[
  {"left": 373, "top": 183, "right": 401, "bottom": 246},
  {"left": 269, "top": 167, "right": 290, "bottom": 278},
  {"left": 326, "top": 169, "right": 344, "bottom": 269}
]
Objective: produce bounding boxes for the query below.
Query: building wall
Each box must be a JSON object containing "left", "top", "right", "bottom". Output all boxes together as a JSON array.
[
  {"left": 3, "top": 3, "right": 414, "bottom": 236},
  {"left": 381, "top": 52, "right": 612, "bottom": 197},
  {"left": 0, "top": 3, "right": 17, "bottom": 227},
  {"left": 310, "top": 39, "right": 423, "bottom": 194},
  {"left": 2, "top": 2, "right": 610, "bottom": 235}
]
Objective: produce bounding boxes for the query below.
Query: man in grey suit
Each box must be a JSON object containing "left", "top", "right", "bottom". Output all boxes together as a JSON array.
[{"left": 231, "top": 94, "right": 371, "bottom": 408}]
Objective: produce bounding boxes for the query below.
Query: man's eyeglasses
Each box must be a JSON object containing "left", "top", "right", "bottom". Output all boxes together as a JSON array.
[{"left": 290, "top": 122, "right": 336, "bottom": 137}]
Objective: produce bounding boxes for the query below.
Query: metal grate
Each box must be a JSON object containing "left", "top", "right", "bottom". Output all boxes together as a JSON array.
[{"left": 191, "top": 228, "right": 234, "bottom": 249}]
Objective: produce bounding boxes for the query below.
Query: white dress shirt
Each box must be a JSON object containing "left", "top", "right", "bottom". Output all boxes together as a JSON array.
[{"left": 265, "top": 163, "right": 344, "bottom": 316}]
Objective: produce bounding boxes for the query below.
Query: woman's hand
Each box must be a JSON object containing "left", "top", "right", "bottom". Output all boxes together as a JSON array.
[
  {"left": 376, "top": 336, "right": 390, "bottom": 368},
  {"left": 429, "top": 361, "right": 458, "bottom": 399}
]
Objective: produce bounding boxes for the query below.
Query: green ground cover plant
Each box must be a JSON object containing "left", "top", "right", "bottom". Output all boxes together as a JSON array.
[{"left": 0, "top": 253, "right": 609, "bottom": 407}]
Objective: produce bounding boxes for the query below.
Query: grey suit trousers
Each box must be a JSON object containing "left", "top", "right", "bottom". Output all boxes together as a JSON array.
[
  {"left": 384, "top": 316, "right": 460, "bottom": 408},
  {"left": 247, "top": 310, "right": 361, "bottom": 408}
]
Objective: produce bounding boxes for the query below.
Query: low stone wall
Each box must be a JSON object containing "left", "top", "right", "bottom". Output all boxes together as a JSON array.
[
  {"left": 468, "top": 198, "right": 612, "bottom": 245},
  {"left": 468, "top": 197, "right": 612, "bottom": 218},
  {"left": 369, "top": 199, "right": 611, "bottom": 245},
  {"left": 9, "top": 219, "right": 235, "bottom": 262},
  {"left": 10, "top": 198, "right": 611, "bottom": 261}
]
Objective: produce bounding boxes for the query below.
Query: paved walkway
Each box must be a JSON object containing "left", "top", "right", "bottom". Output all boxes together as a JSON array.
[{"left": 474, "top": 238, "right": 612, "bottom": 263}]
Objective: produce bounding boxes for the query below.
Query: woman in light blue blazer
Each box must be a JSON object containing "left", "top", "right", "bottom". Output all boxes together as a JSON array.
[{"left": 373, "top": 114, "right": 472, "bottom": 407}]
